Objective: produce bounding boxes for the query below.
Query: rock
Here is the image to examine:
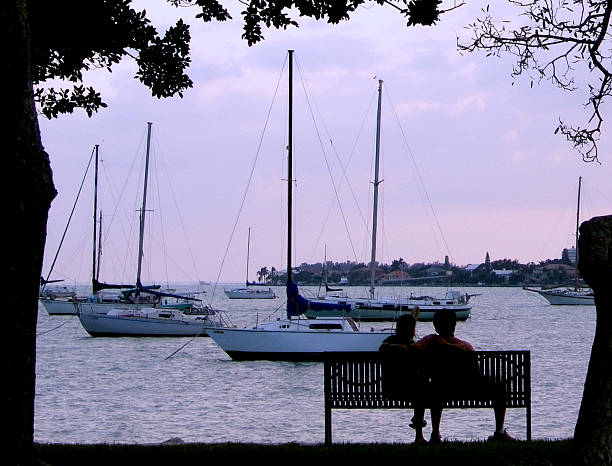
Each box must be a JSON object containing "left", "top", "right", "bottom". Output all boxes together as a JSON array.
[{"left": 161, "top": 437, "right": 185, "bottom": 445}]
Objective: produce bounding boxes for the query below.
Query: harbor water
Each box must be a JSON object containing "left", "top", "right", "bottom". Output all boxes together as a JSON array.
[{"left": 35, "top": 285, "right": 595, "bottom": 444}]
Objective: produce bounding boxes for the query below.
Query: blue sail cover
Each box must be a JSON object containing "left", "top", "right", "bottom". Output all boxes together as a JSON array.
[{"left": 286, "top": 280, "right": 352, "bottom": 317}]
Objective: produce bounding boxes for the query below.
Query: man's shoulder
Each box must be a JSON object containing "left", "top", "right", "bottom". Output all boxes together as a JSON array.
[{"left": 452, "top": 337, "right": 474, "bottom": 351}]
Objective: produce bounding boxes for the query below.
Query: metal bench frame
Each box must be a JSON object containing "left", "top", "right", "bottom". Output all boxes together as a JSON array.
[{"left": 323, "top": 350, "right": 531, "bottom": 444}]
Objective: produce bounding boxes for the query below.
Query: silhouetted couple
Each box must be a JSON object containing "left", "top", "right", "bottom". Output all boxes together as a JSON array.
[{"left": 379, "top": 309, "right": 515, "bottom": 443}]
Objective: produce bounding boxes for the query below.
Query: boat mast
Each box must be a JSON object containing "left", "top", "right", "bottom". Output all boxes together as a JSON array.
[
  {"left": 287, "top": 50, "right": 294, "bottom": 285},
  {"left": 136, "top": 122, "right": 153, "bottom": 290},
  {"left": 369, "top": 79, "right": 383, "bottom": 299},
  {"left": 324, "top": 244, "right": 328, "bottom": 289},
  {"left": 92, "top": 144, "right": 99, "bottom": 291},
  {"left": 96, "top": 211, "right": 102, "bottom": 281},
  {"left": 574, "top": 176, "right": 582, "bottom": 290},
  {"left": 246, "top": 227, "right": 251, "bottom": 286}
]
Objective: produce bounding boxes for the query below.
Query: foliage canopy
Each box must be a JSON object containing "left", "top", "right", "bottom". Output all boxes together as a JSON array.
[{"left": 30, "top": 0, "right": 450, "bottom": 118}]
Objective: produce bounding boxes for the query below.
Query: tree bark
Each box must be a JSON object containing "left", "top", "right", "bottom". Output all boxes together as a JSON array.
[
  {"left": 2, "top": 1, "right": 57, "bottom": 463},
  {"left": 574, "top": 215, "right": 612, "bottom": 465}
]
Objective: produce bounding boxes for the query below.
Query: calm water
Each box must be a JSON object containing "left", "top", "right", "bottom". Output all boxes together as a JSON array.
[{"left": 34, "top": 285, "right": 596, "bottom": 444}]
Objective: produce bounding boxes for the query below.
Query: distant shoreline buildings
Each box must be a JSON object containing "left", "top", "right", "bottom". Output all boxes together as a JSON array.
[{"left": 257, "top": 247, "right": 581, "bottom": 287}]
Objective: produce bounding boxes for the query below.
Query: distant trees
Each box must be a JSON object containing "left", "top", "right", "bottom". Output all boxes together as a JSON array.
[
  {"left": 256, "top": 266, "right": 269, "bottom": 283},
  {"left": 262, "top": 255, "right": 571, "bottom": 286},
  {"left": 390, "top": 257, "right": 406, "bottom": 271}
]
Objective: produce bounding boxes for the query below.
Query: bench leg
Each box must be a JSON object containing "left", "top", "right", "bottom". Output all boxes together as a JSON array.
[
  {"left": 527, "top": 404, "right": 531, "bottom": 441},
  {"left": 325, "top": 405, "right": 331, "bottom": 445}
]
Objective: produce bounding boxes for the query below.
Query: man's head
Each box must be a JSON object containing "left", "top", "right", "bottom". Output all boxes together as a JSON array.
[
  {"left": 433, "top": 309, "right": 456, "bottom": 338},
  {"left": 396, "top": 313, "right": 417, "bottom": 339}
]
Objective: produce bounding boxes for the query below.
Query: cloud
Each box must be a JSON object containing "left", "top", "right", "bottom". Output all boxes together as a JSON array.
[{"left": 448, "top": 93, "right": 487, "bottom": 114}]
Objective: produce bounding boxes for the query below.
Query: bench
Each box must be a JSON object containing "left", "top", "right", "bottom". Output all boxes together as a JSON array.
[{"left": 323, "top": 350, "right": 531, "bottom": 444}]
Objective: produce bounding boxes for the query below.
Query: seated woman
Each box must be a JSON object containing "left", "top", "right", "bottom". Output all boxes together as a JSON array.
[{"left": 379, "top": 309, "right": 428, "bottom": 444}]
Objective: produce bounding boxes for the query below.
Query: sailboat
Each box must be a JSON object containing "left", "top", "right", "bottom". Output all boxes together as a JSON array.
[
  {"left": 524, "top": 177, "right": 595, "bottom": 305},
  {"left": 304, "top": 80, "right": 472, "bottom": 322},
  {"left": 224, "top": 228, "right": 276, "bottom": 299},
  {"left": 206, "top": 50, "right": 394, "bottom": 360},
  {"left": 39, "top": 145, "right": 157, "bottom": 316},
  {"left": 78, "top": 123, "right": 227, "bottom": 336}
]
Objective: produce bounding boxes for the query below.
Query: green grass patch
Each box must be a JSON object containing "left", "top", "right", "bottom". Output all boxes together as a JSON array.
[{"left": 33, "top": 440, "right": 573, "bottom": 465}]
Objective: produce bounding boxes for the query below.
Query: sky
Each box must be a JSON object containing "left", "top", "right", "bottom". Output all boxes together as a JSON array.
[{"left": 39, "top": 1, "right": 611, "bottom": 286}]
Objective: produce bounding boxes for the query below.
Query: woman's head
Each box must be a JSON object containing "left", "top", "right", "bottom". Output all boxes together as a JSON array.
[{"left": 396, "top": 313, "right": 417, "bottom": 339}]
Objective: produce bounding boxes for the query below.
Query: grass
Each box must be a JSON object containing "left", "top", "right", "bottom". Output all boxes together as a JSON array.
[{"left": 32, "top": 440, "right": 574, "bottom": 465}]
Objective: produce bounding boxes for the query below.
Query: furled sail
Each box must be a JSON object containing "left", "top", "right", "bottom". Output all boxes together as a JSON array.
[
  {"left": 286, "top": 280, "right": 351, "bottom": 317},
  {"left": 92, "top": 278, "right": 137, "bottom": 294}
]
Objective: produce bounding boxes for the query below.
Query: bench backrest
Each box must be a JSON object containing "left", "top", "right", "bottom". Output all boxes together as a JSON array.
[{"left": 323, "top": 350, "right": 530, "bottom": 409}]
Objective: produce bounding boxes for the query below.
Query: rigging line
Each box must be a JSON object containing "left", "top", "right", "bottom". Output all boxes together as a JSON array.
[
  {"left": 165, "top": 327, "right": 207, "bottom": 360},
  {"left": 151, "top": 145, "right": 171, "bottom": 287},
  {"left": 44, "top": 146, "right": 96, "bottom": 286},
  {"left": 309, "top": 88, "right": 378, "bottom": 262},
  {"left": 304, "top": 70, "right": 375, "bottom": 232},
  {"left": 385, "top": 86, "right": 454, "bottom": 262},
  {"left": 297, "top": 64, "right": 375, "bottom": 256},
  {"left": 210, "top": 55, "right": 288, "bottom": 302},
  {"left": 262, "top": 299, "right": 288, "bottom": 322},
  {"left": 536, "top": 188, "right": 575, "bottom": 262},
  {"left": 156, "top": 137, "right": 202, "bottom": 283},
  {"left": 295, "top": 58, "right": 358, "bottom": 262},
  {"left": 149, "top": 235, "right": 195, "bottom": 281},
  {"left": 100, "top": 130, "right": 147, "bottom": 281},
  {"left": 36, "top": 316, "right": 74, "bottom": 336}
]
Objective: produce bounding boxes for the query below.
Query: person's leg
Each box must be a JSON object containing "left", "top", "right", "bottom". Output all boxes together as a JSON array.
[
  {"left": 494, "top": 405, "right": 506, "bottom": 433},
  {"left": 430, "top": 406, "right": 442, "bottom": 442},
  {"left": 488, "top": 404, "right": 515, "bottom": 441},
  {"left": 412, "top": 407, "right": 426, "bottom": 443}
]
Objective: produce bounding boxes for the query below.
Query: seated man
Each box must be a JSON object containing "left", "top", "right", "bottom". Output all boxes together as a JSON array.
[{"left": 413, "top": 309, "right": 514, "bottom": 443}]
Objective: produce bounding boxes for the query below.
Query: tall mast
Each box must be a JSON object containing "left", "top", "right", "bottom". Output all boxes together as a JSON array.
[
  {"left": 324, "top": 244, "right": 328, "bottom": 288},
  {"left": 369, "top": 79, "right": 383, "bottom": 299},
  {"left": 287, "top": 50, "right": 294, "bottom": 285},
  {"left": 574, "top": 176, "right": 582, "bottom": 290},
  {"left": 92, "top": 144, "right": 99, "bottom": 290},
  {"left": 246, "top": 227, "right": 251, "bottom": 286},
  {"left": 136, "top": 122, "right": 153, "bottom": 289},
  {"left": 96, "top": 211, "right": 102, "bottom": 280}
]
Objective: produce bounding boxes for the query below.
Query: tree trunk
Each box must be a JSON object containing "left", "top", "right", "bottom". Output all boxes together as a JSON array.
[
  {"left": 2, "top": 1, "right": 57, "bottom": 463},
  {"left": 574, "top": 215, "right": 612, "bottom": 465}
]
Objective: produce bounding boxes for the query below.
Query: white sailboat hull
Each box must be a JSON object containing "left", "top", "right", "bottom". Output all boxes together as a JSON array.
[
  {"left": 529, "top": 289, "right": 595, "bottom": 305},
  {"left": 39, "top": 298, "right": 78, "bottom": 315},
  {"left": 306, "top": 295, "right": 472, "bottom": 321},
  {"left": 78, "top": 308, "right": 217, "bottom": 337},
  {"left": 40, "top": 298, "right": 157, "bottom": 316},
  {"left": 207, "top": 318, "right": 391, "bottom": 361},
  {"left": 224, "top": 287, "right": 276, "bottom": 299}
]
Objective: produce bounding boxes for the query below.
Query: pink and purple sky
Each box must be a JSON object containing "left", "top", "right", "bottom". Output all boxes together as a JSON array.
[{"left": 39, "top": 1, "right": 611, "bottom": 285}]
